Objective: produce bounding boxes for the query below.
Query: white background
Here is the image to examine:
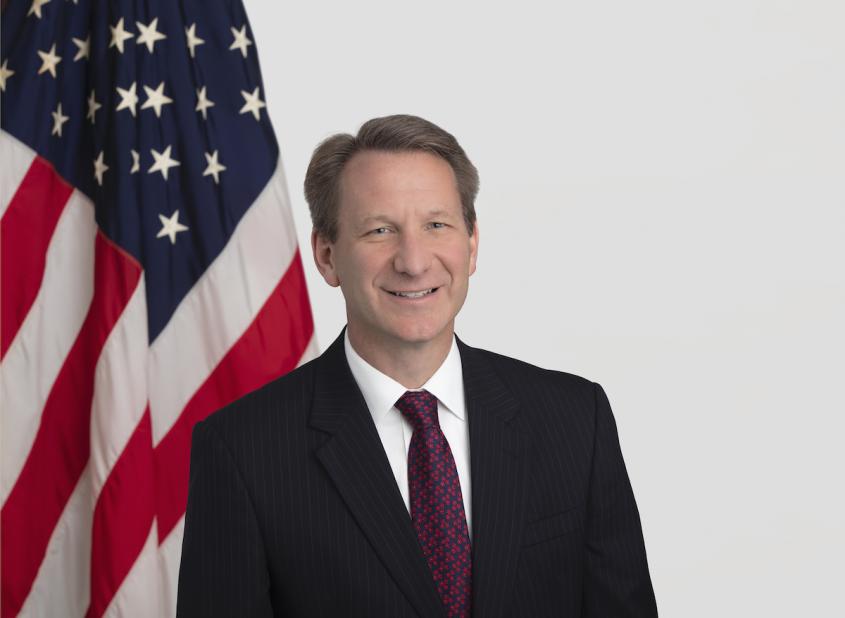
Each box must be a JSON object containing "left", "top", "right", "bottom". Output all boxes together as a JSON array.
[{"left": 245, "top": 1, "right": 845, "bottom": 615}]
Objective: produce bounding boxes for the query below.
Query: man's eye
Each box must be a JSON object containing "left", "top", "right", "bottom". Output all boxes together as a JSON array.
[
  {"left": 371, "top": 227, "right": 390, "bottom": 235},
  {"left": 429, "top": 222, "right": 446, "bottom": 229}
]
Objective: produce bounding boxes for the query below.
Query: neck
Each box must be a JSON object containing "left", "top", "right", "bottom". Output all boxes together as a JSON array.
[{"left": 346, "top": 324, "right": 453, "bottom": 389}]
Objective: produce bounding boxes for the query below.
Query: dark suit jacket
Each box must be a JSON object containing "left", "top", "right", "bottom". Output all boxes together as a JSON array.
[{"left": 177, "top": 330, "right": 657, "bottom": 617}]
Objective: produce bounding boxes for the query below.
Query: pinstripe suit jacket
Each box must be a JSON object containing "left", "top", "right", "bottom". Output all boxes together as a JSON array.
[{"left": 177, "top": 330, "right": 657, "bottom": 617}]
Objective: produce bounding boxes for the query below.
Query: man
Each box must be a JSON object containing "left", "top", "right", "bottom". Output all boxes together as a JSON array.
[{"left": 177, "top": 115, "right": 657, "bottom": 617}]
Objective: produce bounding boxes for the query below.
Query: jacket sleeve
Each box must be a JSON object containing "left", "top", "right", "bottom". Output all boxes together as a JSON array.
[
  {"left": 176, "top": 419, "right": 274, "bottom": 617},
  {"left": 582, "top": 383, "right": 658, "bottom": 617}
]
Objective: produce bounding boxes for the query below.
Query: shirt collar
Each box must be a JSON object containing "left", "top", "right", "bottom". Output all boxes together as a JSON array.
[{"left": 344, "top": 330, "right": 466, "bottom": 425}]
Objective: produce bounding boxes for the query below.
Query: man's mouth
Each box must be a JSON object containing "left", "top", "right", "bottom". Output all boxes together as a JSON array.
[{"left": 387, "top": 287, "right": 438, "bottom": 298}]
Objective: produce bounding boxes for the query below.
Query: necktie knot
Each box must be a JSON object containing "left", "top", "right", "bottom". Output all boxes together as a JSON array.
[{"left": 395, "top": 390, "right": 439, "bottom": 431}]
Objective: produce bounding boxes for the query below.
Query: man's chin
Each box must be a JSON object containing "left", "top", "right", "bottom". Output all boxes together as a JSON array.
[{"left": 381, "top": 321, "right": 453, "bottom": 348}]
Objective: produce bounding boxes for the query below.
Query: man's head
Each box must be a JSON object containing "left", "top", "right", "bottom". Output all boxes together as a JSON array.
[
  {"left": 305, "top": 114, "right": 479, "bottom": 242},
  {"left": 305, "top": 114, "right": 480, "bottom": 355}
]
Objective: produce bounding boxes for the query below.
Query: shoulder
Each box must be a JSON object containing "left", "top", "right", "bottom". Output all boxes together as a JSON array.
[
  {"left": 457, "top": 339, "right": 611, "bottom": 436},
  {"left": 194, "top": 355, "right": 318, "bottom": 446},
  {"left": 462, "top": 340, "right": 598, "bottom": 398}
]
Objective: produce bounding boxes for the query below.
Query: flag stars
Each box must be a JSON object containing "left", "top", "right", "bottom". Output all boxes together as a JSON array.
[
  {"left": 115, "top": 82, "right": 139, "bottom": 116},
  {"left": 0, "top": 60, "right": 13, "bottom": 92},
  {"left": 72, "top": 35, "right": 90, "bottom": 61},
  {"left": 51, "top": 102, "right": 69, "bottom": 137},
  {"left": 86, "top": 90, "right": 101, "bottom": 123},
  {"left": 185, "top": 23, "right": 204, "bottom": 58},
  {"left": 109, "top": 18, "right": 134, "bottom": 53},
  {"left": 93, "top": 151, "right": 109, "bottom": 186},
  {"left": 28, "top": 0, "right": 50, "bottom": 19},
  {"left": 130, "top": 149, "right": 140, "bottom": 174},
  {"left": 37, "top": 44, "right": 62, "bottom": 78},
  {"left": 136, "top": 18, "right": 166, "bottom": 53},
  {"left": 157, "top": 210, "right": 189, "bottom": 244},
  {"left": 239, "top": 87, "right": 265, "bottom": 121},
  {"left": 229, "top": 25, "right": 252, "bottom": 58},
  {"left": 141, "top": 82, "right": 173, "bottom": 117},
  {"left": 203, "top": 150, "right": 226, "bottom": 184},
  {"left": 148, "top": 145, "right": 180, "bottom": 180},
  {"left": 195, "top": 86, "right": 214, "bottom": 120}
]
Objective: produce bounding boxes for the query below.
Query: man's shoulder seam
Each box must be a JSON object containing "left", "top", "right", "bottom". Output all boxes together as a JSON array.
[
  {"left": 200, "top": 358, "right": 317, "bottom": 431},
  {"left": 466, "top": 343, "right": 596, "bottom": 389}
]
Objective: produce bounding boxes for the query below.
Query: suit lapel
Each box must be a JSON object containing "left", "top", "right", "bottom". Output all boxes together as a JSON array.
[
  {"left": 458, "top": 338, "right": 528, "bottom": 618},
  {"left": 310, "top": 332, "right": 446, "bottom": 618}
]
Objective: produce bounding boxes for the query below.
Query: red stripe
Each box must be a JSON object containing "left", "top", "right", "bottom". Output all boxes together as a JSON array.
[
  {"left": 0, "top": 232, "right": 141, "bottom": 618},
  {"left": 1, "top": 157, "right": 74, "bottom": 359},
  {"left": 154, "top": 250, "right": 314, "bottom": 541},
  {"left": 87, "top": 409, "right": 155, "bottom": 618}
]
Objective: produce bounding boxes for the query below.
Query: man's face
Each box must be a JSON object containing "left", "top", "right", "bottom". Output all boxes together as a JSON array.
[{"left": 312, "top": 150, "right": 478, "bottom": 354}]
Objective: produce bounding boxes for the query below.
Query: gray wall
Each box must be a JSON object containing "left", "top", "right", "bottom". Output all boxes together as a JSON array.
[{"left": 246, "top": 1, "right": 845, "bottom": 614}]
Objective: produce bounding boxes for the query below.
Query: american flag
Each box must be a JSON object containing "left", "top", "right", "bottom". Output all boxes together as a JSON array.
[{"left": 0, "top": 0, "right": 316, "bottom": 615}]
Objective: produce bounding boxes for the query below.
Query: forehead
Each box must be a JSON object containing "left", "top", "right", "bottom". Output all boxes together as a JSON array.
[{"left": 338, "top": 150, "right": 460, "bottom": 217}]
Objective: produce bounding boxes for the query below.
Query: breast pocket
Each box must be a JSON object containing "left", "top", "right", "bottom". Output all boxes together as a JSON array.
[{"left": 522, "top": 506, "right": 582, "bottom": 547}]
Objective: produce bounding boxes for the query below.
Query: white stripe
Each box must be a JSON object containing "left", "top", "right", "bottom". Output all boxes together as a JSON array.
[
  {"left": 19, "top": 467, "right": 93, "bottom": 617},
  {"left": 0, "top": 191, "right": 96, "bottom": 504},
  {"left": 89, "top": 279, "right": 148, "bottom": 497},
  {"left": 0, "top": 130, "right": 37, "bottom": 219},
  {"left": 157, "top": 516, "right": 185, "bottom": 618},
  {"left": 103, "top": 522, "right": 160, "bottom": 618},
  {"left": 148, "top": 161, "right": 299, "bottom": 444},
  {"left": 297, "top": 333, "right": 320, "bottom": 367}
]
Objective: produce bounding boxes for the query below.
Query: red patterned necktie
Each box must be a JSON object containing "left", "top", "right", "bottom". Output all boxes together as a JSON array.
[{"left": 395, "top": 390, "right": 472, "bottom": 618}]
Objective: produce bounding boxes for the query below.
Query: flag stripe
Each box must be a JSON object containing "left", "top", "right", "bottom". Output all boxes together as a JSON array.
[
  {"left": 102, "top": 524, "right": 161, "bottom": 618},
  {"left": 89, "top": 409, "right": 156, "bottom": 618},
  {"left": 0, "top": 232, "right": 141, "bottom": 618},
  {"left": 18, "top": 469, "right": 93, "bottom": 618},
  {"left": 88, "top": 279, "right": 149, "bottom": 498},
  {"left": 157, "top": 517, "right": 186, "bottom": 618},
  {"left": 148, "top": 162, "right": 301, "bottom": 446},
  {"left": 0, "top": 191, "right": 96, "bottom": 504},
  {"left": 1, "top": 156, "right": 74, "bottom": 359},
  {"left": 0, "top": 131, "right": 36, "bottom": 218},
  {"left": 86, "top": 280, "right": 151, "bottom": 616},
  {"left": 153, "top": 335, "right": 317, "bottom": 618},
  {"left": 154, "top": 250, "right": 314, "bottom": 539}
]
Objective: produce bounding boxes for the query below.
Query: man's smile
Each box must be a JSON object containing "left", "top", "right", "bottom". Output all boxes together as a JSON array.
[{"left": 385, "top": 287, "right": 440, "bottom": 299}]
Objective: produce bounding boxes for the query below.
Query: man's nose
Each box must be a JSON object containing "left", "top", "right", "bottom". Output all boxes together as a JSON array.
[{"left": 393, "top": 231, "right": 432, "bottom": 277}]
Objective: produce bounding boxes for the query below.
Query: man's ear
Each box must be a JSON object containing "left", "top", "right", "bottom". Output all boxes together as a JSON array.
[
  {"left": 468, "top": 221, "right": 479, "bottom": 276},
  {"left": 311, "top": 229, "right": 340, "bottom": 287}
]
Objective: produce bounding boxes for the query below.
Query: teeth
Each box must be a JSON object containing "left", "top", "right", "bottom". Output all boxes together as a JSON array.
[{"left": 391, "top": 288, "right": 435, "bottom": 298}]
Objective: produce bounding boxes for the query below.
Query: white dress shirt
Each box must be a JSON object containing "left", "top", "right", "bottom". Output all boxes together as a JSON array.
[{"left": 344, "top": 331, "right": 472, "bottom": 539}]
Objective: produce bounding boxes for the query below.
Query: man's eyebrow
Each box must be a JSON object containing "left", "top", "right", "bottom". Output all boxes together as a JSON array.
[
  {"left": 357, "top": 214, "right": 392, "bottom": 226},
  {"left": 357, "top": 209, "right": 457, "bottom": 227}
]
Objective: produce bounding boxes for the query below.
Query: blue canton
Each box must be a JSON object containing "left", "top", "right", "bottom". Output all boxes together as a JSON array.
[{"left": 1, "top": 0, "right": 279, "bottom": 341}]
